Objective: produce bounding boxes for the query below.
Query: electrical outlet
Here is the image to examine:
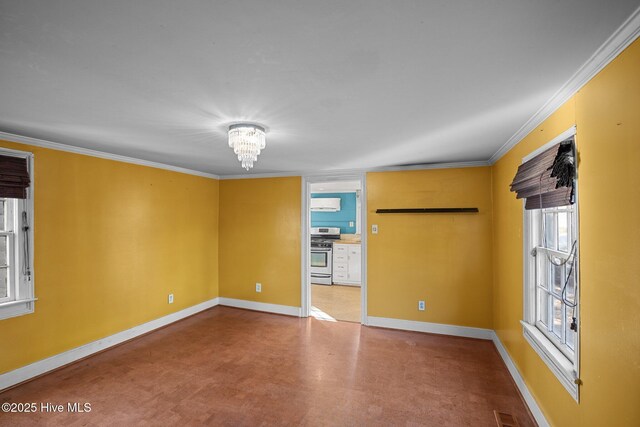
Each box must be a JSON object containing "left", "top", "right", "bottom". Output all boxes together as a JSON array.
[
  {"left": 349, "top": 221, "right": 354, "bottom": 227},
  {"left": 168, "top": 293, "right": 174, "bottom": 304},
  {"left": 418, "top": 300, "right": 425, "bottom": 311},
  {"left": 256, "top": 282, "right": 262, "bottom": 293},
  {"left": 372, "top": 224, "right": 379, "bottom": 234}
]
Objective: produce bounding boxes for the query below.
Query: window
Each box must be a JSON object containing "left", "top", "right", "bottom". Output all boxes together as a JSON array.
[
  {"left": 517, "top": 128, "right": 580, "bottom": 400},
  {"left": 0, "top": 150, "right": 35, "bottom": 320},
  {"left": 534, "top": 206, "right": 578, "bottom": 358}
]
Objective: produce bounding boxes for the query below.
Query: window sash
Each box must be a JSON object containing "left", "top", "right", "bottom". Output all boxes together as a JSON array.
[
  {"left": 524, "top": 212, "right": 580, "bottom": 395},
  {"left": 0, "top": 149, "right": 35, "bottom": 320},
  {"left": 534, "top": 298, "right": 575, "bottom": 360},
  {"left": 0, "top": 198, "right": 33, "bottom": 313},
  {"left": 0, "top": 266, "right": 9, "bottom": 302},
  {"left": 534, "top": 208, "right": 577, "bottom": 362},
  {"left": 0, "top": 199, "right": 18, "bottom": 304}
]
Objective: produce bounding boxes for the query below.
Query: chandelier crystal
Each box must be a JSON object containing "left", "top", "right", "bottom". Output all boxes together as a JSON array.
[{"left": 228, "top": 123, "right": 266, "bottom": 170}]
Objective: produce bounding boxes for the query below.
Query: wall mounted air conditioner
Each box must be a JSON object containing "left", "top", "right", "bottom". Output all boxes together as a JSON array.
[{"left": 310, "top": 198, "right": 341, "bottom": 212}]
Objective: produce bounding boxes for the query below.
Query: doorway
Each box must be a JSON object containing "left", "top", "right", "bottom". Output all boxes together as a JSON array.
[{"left": 301, "top": 174, "right": 367, "bottom": 324}]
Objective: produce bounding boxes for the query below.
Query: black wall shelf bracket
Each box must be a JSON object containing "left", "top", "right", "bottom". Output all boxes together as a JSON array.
[{"left": 375, "top": 208, "right": 479, "bottom": 214}]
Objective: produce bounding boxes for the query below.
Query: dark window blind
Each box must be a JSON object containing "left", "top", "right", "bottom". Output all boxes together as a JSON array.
[
  {"left": 510, "top": 138, "right": 575, "bottom": 210},
  {"left": 0, "top": 155, "right": 31, "bottom": 199}
]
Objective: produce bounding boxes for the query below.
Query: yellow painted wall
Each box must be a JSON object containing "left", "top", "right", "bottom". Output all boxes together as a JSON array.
[
  {"left": 492, "top": 38, "right": 640, "bottom": 426},
  {"left": 367, "top": 168, "right": 493, "bottom": 328},
  {"left": 219, "top": 177, "right": 301, "bottom": 307},
  {"left": 0, "top": 140, "right": 220, "bottom": 374},
  {"left": 1, "top": 37, "right": 638, "bottom": 427}
]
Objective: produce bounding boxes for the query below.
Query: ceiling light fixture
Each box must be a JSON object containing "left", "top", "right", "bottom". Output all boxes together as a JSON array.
[{"left": 228, "top": 123, "right": 266, "bottom": 171}]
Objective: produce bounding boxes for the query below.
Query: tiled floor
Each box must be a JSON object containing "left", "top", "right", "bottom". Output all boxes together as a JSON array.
[
  {"left": 0, "top": 307, "right": 534, "bottom": 426},
  {"left": 311, "top": 284, "right": 361, "bottom": 323}
]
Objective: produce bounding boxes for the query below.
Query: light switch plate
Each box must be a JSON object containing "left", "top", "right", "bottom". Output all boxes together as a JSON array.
[{"left": 372, "top": 224, "right": 378, "bottom": 234}]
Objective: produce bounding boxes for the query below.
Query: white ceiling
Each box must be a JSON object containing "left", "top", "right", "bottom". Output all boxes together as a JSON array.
[{"left": 1, "top": 1, "right": 638, "bottom": 176}]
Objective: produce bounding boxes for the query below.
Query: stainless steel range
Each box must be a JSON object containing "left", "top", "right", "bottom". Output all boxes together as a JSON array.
[{"left": 310, "top": 227, "right": 340, "bottom": 285}]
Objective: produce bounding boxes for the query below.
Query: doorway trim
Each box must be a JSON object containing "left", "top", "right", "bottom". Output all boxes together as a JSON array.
[{"left": 301, "top": 172, "right": 368, "bottom": 324}]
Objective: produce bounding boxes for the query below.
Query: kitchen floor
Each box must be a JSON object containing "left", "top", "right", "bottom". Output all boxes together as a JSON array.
[
  {"left": 311, "top": 284, "right": 360, "bottom": 323},
  {"left": 0, "top": 307, "right": 535, "bottom": 426}
]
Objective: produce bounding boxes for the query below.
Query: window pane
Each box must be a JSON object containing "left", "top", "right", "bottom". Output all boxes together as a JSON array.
[
  {"left": 558, "top": 211, "right": 569, "bottom": 252},
  {"left": 0, "top": 199, "right": 5, "bottom": 231},
  {"left": 551, "top": 262, "right": 561, "bottom": 294},
  {"left": 565, "top": 258, "right": 576, "bottom": 302},
  {"left": 0, "top": 235, "right": 7, "bottom": 267},
  {"left": 537, "top": 255, "right": 548, "bottom": 290},
  {"left": 537, "top": 290, "right": 549, "bottom": 328},
  {"left": 566, "top": 309, "right": 576, "bottom": 351},
  {"left": 544, "top": 212, "right": 556, "bottom": 250},
  {"left": 552, "top": 297, "right": 563, "bottom": 338},
  {"left": 0, "top": 267, "right": 7, "bottom": 298}
]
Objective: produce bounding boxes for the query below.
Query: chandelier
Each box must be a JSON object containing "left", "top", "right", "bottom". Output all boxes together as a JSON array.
[{"left": 228, "top": 123, "right": 266, "bottom": 170}]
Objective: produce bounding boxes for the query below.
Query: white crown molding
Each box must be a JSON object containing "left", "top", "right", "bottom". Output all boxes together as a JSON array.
[
  {"left": 0, "top": 131, "right": 220, "bottom": 180},
  {"left": 218, "top": 161, "right": 491, "bottom": 180},
  {"left": 0, "top": 297, "right": 220, "bottom": 392},
  {"left": 367, "top": 160, "right": 491, "bottom": 173},
  {"left": 367, "top": 316, "right": 494, "bottom": 340},
  {"left": 0, "top": 130, "right": 489, "bottom": 180},
  {"left": 218, "top": 3, "right": 640, "bottom": 178},
  {"left": 219, "top": 171, "right": 308, "bottom": 180},
  {"left": 2, "top": 5, "right": 638, "bottom": 179},
  {"left": 492, "top": 332, "right": 550, "bottom": 427},
  {"left": 489, "top": 5, "right": 640, "bottom": 164},
  {"left": 217, "top": 297, "right": 301, "bottom": 317}
]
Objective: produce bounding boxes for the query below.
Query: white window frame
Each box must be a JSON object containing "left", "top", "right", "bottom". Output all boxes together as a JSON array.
[
  {"left": 0, "top": 147, "right": 35, "bottom": 320},
  {"left": 521, "top": 126, "right": 580, "bottom": 401}
]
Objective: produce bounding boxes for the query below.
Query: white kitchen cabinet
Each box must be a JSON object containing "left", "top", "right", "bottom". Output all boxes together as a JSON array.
[
  {"left": 332, "top": 243, "right": 361, "bottom": 286},
  {"left": 347, "top": 246, "right": 361, "bottom": 282}
]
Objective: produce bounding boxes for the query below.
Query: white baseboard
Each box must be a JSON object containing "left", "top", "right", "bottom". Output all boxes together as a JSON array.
[
  {"left": 492, "top": 332, "right": 549, "bottom": 427},
  {"left": 218, "top": 297, "right": 301, "bottom": 317},
  {"left": 0, "top": 297, "right": 220, "bottom": 391},
  {"left": 367, "top": 317, "right": 547, "bottom": 425},
  {"left": 1, "top": 297, "right": 547, "bottom": 427},
  {"left": 366, "top": 316, "right": 494, "bottom": 340}
]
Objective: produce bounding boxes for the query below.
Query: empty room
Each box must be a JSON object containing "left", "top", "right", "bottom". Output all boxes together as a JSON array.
[{"left": 0, "top": 1, "right": 639, "bottom": 426}]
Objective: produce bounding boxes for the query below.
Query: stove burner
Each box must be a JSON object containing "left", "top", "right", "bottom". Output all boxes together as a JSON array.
[{"left": 311, "top": 238, "right": 334, "bottom": 249}]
